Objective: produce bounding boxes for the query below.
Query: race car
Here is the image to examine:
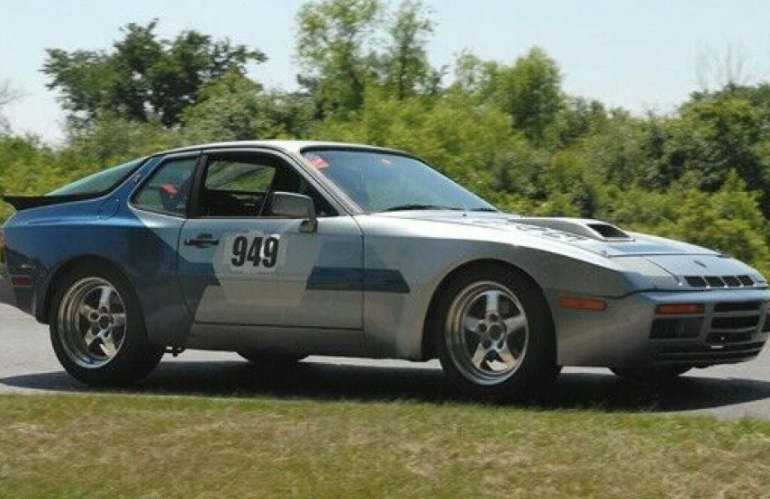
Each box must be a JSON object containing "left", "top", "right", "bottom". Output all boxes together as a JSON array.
[{"left": 1, "top": 140, "right": 768, "bottom": 399}]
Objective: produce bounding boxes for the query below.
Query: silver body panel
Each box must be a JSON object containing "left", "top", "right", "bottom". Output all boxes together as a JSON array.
[{"left": 178, "top": 216, "right": 364, "bottom": 329}]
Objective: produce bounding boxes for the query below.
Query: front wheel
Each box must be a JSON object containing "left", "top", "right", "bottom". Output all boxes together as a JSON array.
[
  {"left": 435, "top": 264, "right": 560, "bottom": 401},
  {"left": 50, "top": 263, "right": 164, "bottom": 386}
]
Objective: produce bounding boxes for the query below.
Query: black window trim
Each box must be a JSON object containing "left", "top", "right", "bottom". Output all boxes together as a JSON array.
[
  {"left": 188, "top": 147, "right": 344, "bottom": 220},
  {"left": 128, "top": 151, "right": 203, "bottom": 218}
]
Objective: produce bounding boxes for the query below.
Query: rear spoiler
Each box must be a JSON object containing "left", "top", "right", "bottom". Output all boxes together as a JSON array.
[{"left": 2, "top": 194, "right": 96, "bottom": 211}]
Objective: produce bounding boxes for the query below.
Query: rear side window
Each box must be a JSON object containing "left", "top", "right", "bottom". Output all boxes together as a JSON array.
[
  {"left": 49, "top": 158, "right": 146, "bottom": 196},
  {"left": 133, "top": 157, "right": 198, "bottom": 216}
]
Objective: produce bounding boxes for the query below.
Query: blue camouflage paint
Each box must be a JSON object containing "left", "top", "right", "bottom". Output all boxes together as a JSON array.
[{"left": 0, "top": 154, "right": 201, "bottom": 346}]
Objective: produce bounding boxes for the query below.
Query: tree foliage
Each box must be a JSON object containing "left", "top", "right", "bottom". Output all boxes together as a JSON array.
[{"left": 43, "top": 20, "right": 265, "bottom": 128}]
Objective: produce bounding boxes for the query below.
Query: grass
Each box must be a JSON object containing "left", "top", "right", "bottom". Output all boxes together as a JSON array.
[{"left": 0, "top": 393, "right": 769, "bottom": 499}]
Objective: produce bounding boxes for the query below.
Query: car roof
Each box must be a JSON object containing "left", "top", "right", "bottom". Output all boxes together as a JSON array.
[{"left": 157, "top": 140, "right": 405, "bottom": 157}]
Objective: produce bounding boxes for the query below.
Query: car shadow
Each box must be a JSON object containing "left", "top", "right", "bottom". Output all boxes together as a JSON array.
[{"left": 3, "top": 359, "right": 770, "bottom": 414}]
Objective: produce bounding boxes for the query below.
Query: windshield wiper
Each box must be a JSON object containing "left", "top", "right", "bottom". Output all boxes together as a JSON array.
[
  {"left": 469, "top": 207, "right": 498, "bottom": 212},
  {"left": 380, "top": 204, "right": 462, "bottom": 212}
]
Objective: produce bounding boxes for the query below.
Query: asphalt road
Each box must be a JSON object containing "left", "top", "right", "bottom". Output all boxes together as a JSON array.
[{"left": 3, "top": 303, "right": 770, "bottom": 419}]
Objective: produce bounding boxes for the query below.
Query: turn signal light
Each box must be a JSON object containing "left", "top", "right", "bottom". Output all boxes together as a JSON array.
[
  {"left": 655, "top": 304, "right": 705, "bottom": 315},
  {"left": 559, "top": 296, "right": 608, "bottom": 312}
]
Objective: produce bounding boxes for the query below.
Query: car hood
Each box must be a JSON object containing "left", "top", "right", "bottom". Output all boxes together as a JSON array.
[
  {"left": 376, "top": 211, "right": 766, "bottom": 289},
  {"left": 379, "top": 211, "right": 716, "bottom": 257}
]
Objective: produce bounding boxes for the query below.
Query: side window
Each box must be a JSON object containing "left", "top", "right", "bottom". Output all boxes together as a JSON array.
[
  {"left": 197, "top": 152, "right": 336, "bottom": 218},
  {"left": 133, "top": 157, "right": 198, "bottom": 215},
  {"left": 200, "top": 158, "right": 278, "bottom": 217}
]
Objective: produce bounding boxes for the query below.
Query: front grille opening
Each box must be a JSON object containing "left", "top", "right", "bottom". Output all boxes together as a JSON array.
[
  {"left": 654, "top": 341, "right": 765, "bottom": 363},
  {"left": 714, "top": 301, "right": 762, "bottom": 313},
  {"left": 705, "top": 276, "right": 726, "bottom": 288},
  {"left": 650, "top": 318, "right": 703, "bottom": 339},
  {"left": 658, "top": 341, "right": 766, "bottom": 354},
  {"left": 685, "top": 276, "right": 707, "bottom": 287},
  {"left": 711, "top": 315, "right": 760, "bottom": 330},
  {"left": 685, "top": 275, "right": 754, "bottom": 288},
  {"left": 762, "top": 316, "right": 770, "bottom": 333},
  {"left": 707, "top": 332, "right": 753, "bottom": 344}
]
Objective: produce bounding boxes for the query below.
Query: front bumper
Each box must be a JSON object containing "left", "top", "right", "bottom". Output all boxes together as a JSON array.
[{"left": 551, "top": 287, "right": 770, "bottom": 368}]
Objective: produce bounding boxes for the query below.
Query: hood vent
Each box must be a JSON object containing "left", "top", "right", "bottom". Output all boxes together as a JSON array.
[{"left": 512, "top": 218, "right": 633, "bottom": 242}]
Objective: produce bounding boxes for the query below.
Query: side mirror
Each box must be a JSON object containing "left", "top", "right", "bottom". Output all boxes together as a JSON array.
[{"left": 269, "top": 192, "right": 318, "bottom": 233}]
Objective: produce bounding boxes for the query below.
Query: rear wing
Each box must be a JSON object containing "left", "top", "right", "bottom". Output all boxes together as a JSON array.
[{"left": 2, "top": 194, "right": 95, "bottom": 212}]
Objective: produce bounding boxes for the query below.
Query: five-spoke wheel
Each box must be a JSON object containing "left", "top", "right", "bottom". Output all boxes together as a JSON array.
[
  {"left": 445, "top": 282, "right": 529, "bottom": 385},
  {"left": 50, "top": 262, "right": 164, "bottom": 385},
  {"left": 435, "top": 263, "right": 559, "bottom": 400},
  {"left": 57, "top": 278, "right": 127, "bottom": 368}
]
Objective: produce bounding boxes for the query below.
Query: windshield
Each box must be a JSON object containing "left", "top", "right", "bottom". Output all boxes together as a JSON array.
[
  {"left": 48, "top": 157, "right": 146, "bottom": 196},
  {"left": 303, "top": 150, "right": 496, "bottom": 213}
]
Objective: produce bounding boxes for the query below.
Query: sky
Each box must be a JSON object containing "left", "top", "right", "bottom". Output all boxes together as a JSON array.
[{"left": 2, "top": 0, "right": 770, "bottom": 143}]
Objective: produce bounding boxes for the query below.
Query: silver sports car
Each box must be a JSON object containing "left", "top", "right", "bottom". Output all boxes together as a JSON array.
[{"left": 1, "top": 140, "right": 768, "bottom": 399}]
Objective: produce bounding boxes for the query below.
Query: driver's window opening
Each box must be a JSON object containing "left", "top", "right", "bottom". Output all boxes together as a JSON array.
[{"left": 199, "top": 153, "right": 335, "bottom": 218}]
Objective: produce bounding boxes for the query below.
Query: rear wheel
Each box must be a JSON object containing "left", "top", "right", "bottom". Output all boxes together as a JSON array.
[
  {"left": 611, "top": 366, "right": 691, "bottom": 382},
  {"left": 49, "top": 263, "right": 164, "bottom": 386},
  {"left": 238, "top": 351, "right": 307, "bottom": 367},
  {"left": 435, "top": 264, "right": 560, "bottom": 401}
]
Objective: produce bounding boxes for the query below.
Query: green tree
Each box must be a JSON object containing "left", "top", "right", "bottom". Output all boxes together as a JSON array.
[
  {"left": 296, "top": 0, "right": 382, "bottom": 116},
  {"left": 381, "top": 0, "right": 439, "bottom": 99},
  {"left": 449, "top": 48, "right": 564, "bottom": 143},
  {"left": 181, "top": 70, "right": 314, "bottom": 142},
  {"left": 662, "top": 93, "right": 764, "bottom": 191},
  {"left": 497, "top": 48, "right": 564, "bottom": 142},
  {"left": 43, "top": 20, "right": 265, "bottom": 128}
]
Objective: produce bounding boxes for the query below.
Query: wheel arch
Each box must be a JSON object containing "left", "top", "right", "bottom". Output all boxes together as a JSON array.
[
  {"left": 419, "top": 258, "right": 554, "bottom": 361},
  {"left": 36, "top": 255, "right": 137, "bottom": 324}
]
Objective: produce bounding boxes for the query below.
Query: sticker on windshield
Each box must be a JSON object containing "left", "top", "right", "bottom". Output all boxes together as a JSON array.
[
  {"left": 222, "top": 231, "right": 284, "bottom": 273},
  {"left": 306, "top": 153, "right": 329, "bottom": 169}
]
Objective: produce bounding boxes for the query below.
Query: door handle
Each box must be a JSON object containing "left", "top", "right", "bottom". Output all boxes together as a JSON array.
[{"left": 184, "top": 234, "right": 219, "bottom": 248}]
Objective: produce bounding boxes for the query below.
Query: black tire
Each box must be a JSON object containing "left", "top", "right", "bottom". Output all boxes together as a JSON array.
[
  {"left": 611, "top": 366, "right": 691, "bottom": 382},
  {"left": 434, "top": 263, "right": 560, "bottom": 401},
  {"left": 49, "top": 262, "right": 164, "bottom": 386},
  {"left": 238, "top": 351, "right": 307, "bottom": 367}
]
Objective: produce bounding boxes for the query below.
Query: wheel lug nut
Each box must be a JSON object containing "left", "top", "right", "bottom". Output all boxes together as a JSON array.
[
  {"left": 478, "top": 324, "right": 487, "bottom": 333},
  {"left": 482, "top": 340, "right": 492, "bottom": 349}
]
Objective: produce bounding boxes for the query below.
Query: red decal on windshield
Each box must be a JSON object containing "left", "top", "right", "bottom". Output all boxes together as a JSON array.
[{"left": 306, "top": 153, "right": 330, "bottom": 169}]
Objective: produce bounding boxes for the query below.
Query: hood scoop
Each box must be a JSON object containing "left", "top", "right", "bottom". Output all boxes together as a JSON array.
[{"left": 511, "top": 218, "right": 634, "bottom": 242}]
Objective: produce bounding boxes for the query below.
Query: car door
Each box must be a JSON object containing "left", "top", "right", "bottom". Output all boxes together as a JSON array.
[{"left": 177, "top": 149, "right": 364, "bottom": 330}]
